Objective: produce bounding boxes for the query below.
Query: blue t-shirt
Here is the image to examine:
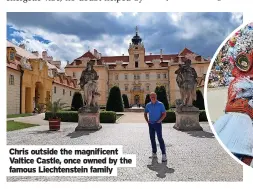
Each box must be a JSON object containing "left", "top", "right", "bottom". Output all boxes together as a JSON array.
[{"left": 145, "top": 101, "right": 166, "bottom": 123}]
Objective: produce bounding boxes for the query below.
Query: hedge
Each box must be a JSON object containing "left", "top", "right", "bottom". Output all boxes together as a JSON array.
[
  {"left": 199, "top": 110, "right": 208, "bottom": 121},
  {"left": 162, "top": 110, "right": 208, "bottom": 123},
  {"left": 163, "top": 110, "right": 176, "bottom": 123},
  {"left": 45, "top": 111, "right": 117, "bottom": 123}
]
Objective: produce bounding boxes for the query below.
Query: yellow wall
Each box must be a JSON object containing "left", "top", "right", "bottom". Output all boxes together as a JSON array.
[{"left": 21, "top": 59, "right": 53, "bottom": 113}]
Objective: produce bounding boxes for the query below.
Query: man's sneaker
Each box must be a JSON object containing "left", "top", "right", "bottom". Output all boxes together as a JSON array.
[
  {"left": 162, "top": 154, "right": 167, "bottom": 162},
  {"left": 149, "top": 153, "right": 157, "bottom": 158}
]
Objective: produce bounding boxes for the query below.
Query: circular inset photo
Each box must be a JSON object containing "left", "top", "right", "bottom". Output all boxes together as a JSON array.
[{"left": 206, "top": 22, "right": 253, "bottom": 167}]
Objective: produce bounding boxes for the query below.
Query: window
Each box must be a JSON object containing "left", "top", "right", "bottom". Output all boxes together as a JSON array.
[
  {"left": 135, "top": 61, "right": 138, "bottom": 68},
  {"left": 115, "top": 75, "right": 118, "bottom": 80},
  {"left": 134, "top": 54, "right": 139, "bottom": 60},
  {"left": 134, "top": 74, "right": 136, "bottom": 80},
  {"left": 163, "top": 73, "right": 167, "bottom": 79},
  {"left": 73, "top": 72, "right": 76, "bottom": 78},
  {"left": 146, "top": 85, "right": 150, "bottom": 91},
  {"left": 137, "top": 74, "right": 140, "bottom": 80},
  {"left": 157, "top": 73, "right": 160, "bottom": 79},
  {"left": 10, "top": 52, "right": 15, "bottom": 61},
  {"left": 9, "top": 74, "right": 14, "bottom": 85},
  {"left": 70, "top": 91, "right": 72, "bottom": 96},
  {"left": 63, "top": 89, "right": 65, "bottom": 95},
  {"left": 125, "top": 85, "right": 128, "bottom": 91},
  {"left": 146, "top": 73, "right": 149, "bottom": 80},
  {"left": 125, "top": 74, "right": 128, "bottom": 80},
  {"left": 54, "top": 87, "right": 56, "bottom": 94}
]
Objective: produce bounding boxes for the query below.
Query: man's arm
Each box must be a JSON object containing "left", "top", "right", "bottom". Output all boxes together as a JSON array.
[
  {"left": 157, "top": 112, "right": 166, "bottom": 123},
  {"left": 157, "top": 103, "right": 167, "bottom": 123},
  {"left": 144, "top": 112, "right": 149, "bottom": 123}
]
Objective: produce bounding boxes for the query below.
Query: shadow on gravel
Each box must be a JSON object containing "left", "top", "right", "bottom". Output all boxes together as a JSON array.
[
  {"left": 186, "top": 130, "right": 214, "bottom": 138},
  {"left": 29, "top": 130, "right": 59, "bottom": 134},
  {"left": 66, "top": 131, "right": 96, "bottom": 138},
  {"left": 147, "top": 157, "right": 175, "bottom": 178}
]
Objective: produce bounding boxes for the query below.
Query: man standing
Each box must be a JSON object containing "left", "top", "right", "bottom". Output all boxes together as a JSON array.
[{"left": 144, "top": 92, "right": 167, "bottom": 162}]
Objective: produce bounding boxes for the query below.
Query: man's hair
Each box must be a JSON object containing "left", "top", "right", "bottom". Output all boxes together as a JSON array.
[{"left": 150, "top": 92, "right": 157, "bottom": 96}]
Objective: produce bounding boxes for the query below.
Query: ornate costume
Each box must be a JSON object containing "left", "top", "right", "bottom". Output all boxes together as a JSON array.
[{"left": 214, "top": 50, "right": 253, "bottom": 166}]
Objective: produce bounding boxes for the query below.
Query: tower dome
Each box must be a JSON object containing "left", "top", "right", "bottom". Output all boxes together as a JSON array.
[{"left": 131, "top": 26, "right": 142, "bottom": 45}]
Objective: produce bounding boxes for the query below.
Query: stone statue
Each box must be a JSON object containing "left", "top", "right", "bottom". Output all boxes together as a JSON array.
[
  {"left": 175, "top": 59, "right": 198, "bottom": 107},
  {"left": 173, "top": 59, "right": 203, "bottom": 131},
  {"left": 79, "top": 60, "right": 100, "bottom": 109},
  {"left": 75, "top": 60, "right": 102, "bottom": 131}
]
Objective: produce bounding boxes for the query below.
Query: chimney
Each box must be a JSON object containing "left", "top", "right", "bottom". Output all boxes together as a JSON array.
[
  {"left": 42, "top": 51, "right": 47, "bottom": 59},
  {"left": 122, "top": 54, "right": 124, "bottom": 56},
  {"left": 160, "top": 49, "right": 163, "bottom": 59},
  {"left": 150, "top": 53, "right": 152, "bottom": 55},
  {"left": 94, "top": 49, "right": 98, "bottom": 58},
  {"left": 178, "top": 56, "right": 182, "bottom": 63},
  {"left": 67, "top": 60, "right": 69, "bottom": 65},
  {"left": 32, "top": 51, "right": 39, "bottom": 57},
  {"left": 19, "top": 44, "right": 25, "bottom": 49}
]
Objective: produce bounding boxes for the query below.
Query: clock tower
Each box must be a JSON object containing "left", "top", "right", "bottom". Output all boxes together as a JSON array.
[{"left": 128, "top": 26, "right": 145, "bottom": 69}]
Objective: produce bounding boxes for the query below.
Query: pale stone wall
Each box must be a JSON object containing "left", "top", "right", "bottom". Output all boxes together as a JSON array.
[
  {"left": 109, "top": 69, "right": 169, "bottom": 105},
  {"left": 52, "top": 83, "right": 78, "bottom": 108},
  {"left": 7, "top": 68, "right": 21, "bottom": 115}
]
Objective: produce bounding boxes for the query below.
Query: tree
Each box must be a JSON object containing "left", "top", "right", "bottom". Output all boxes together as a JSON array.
[
  {"left": 71, "top": 92, "right": 83, "bottom": 111},
  {"left": 155, "top": 86, "right": 169, "bottom": 110},
  {"left": 193, "top": 90, "right": 205, "bottom": 110},
  {"left": 122, "top": 94, "right": 130, "bottom": 108},
  {"left": 145, "top": 94, "right": 151, "bottom": 106},
  {"left": 106, "top": 86, "right": 124, "bottom": 112}
]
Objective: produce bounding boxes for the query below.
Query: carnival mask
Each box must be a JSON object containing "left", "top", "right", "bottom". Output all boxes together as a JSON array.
[{"left": 235, "top": 52, "right": 252, "bottom": 72}]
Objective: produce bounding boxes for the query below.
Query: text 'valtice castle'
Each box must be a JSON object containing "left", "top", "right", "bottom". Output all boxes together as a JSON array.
[{"left": 7, "top": 27, "right": 210, "bottom": 115}]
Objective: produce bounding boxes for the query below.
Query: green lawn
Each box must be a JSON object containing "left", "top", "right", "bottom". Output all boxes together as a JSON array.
[
  {"left": 7, "top": 113, "right": 33, "bottom": 118},
  {"left": 7, "top": 120, "right": 39, "bottom": 131}
]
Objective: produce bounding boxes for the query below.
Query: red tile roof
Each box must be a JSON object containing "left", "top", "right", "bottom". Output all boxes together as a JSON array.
[
  {"left": 179, "top": 48, "right": 194, "bottom": 56},
  {"left": 101, "top": 56, "right": 129, "bottom": 63},
  {"left": 76, "top": 51, "right": 96, "bottom": 60},
  {"left": 68, "top": 48, "right": 208, "bottom": 66}
]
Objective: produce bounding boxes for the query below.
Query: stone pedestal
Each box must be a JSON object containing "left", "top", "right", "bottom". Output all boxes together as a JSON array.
[
  {"left": 173, "top": 106, "right": 203, "bottom": 131},
  {"left": 75, "top": 107, "right": 102, "bottom": 131}
]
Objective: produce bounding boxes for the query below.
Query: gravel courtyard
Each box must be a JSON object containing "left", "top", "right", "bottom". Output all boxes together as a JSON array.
[{"left": 7, "top": 120, "right": 243, "bottom": 182}]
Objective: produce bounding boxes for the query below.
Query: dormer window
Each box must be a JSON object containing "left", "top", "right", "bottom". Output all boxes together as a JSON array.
[
  {"left": 135, "top": 47, "right": 138, "bottom": 50},
  {"left": 10, "top": 52, "right": 15, "bottom": 61}
]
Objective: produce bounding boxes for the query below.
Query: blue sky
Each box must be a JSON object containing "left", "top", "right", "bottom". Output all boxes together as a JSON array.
[{"left": 7, "top": 12, "right": 243, "bottom": 66}]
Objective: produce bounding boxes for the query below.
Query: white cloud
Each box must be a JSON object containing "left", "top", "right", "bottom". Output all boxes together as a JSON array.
[
  {"left": 8, "top": 24, "right": 132, "bottom": 68},
  {"left": 230, "top": 12, "right": 243, "bottom": 25}
]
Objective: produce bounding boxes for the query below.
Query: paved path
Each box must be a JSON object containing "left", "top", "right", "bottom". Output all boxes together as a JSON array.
[
  {"left": 7, "top": 113, "right": 48, "bottom": 125},
  {"left": 7, "top": 122, "right": 242, "bottom": 182},
  {"left": 206, "top": 87, "right": 228, "bottom": 122},
  {"left": 118, "top": 112, "right": 146, "bottom": 123}
]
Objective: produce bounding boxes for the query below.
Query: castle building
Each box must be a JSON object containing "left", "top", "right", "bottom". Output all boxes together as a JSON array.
[
  {"left": 6, "top": 41, "right": 78, "bottom": 115},
  {"left": 65, "top": 28, "right": 210, "bottom": 107},
  {"left": 6, "top": 28, "right": 210, "bottom": 115}
]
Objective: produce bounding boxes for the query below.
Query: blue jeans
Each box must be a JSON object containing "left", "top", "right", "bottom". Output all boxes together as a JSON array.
[{"left": 148, "top": 123, "right": 166, "bottom": 155}]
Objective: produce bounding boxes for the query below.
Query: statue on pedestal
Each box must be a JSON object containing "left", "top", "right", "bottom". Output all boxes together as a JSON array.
[
  {"left": 75, "top": 60, "right": 102, "bottom": 131},
  {"left": 175, "top": 59, "right": 198, "bottom": 107},
  {"left": 173, "top": 58, "right": 202, "bottom": 131}
]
